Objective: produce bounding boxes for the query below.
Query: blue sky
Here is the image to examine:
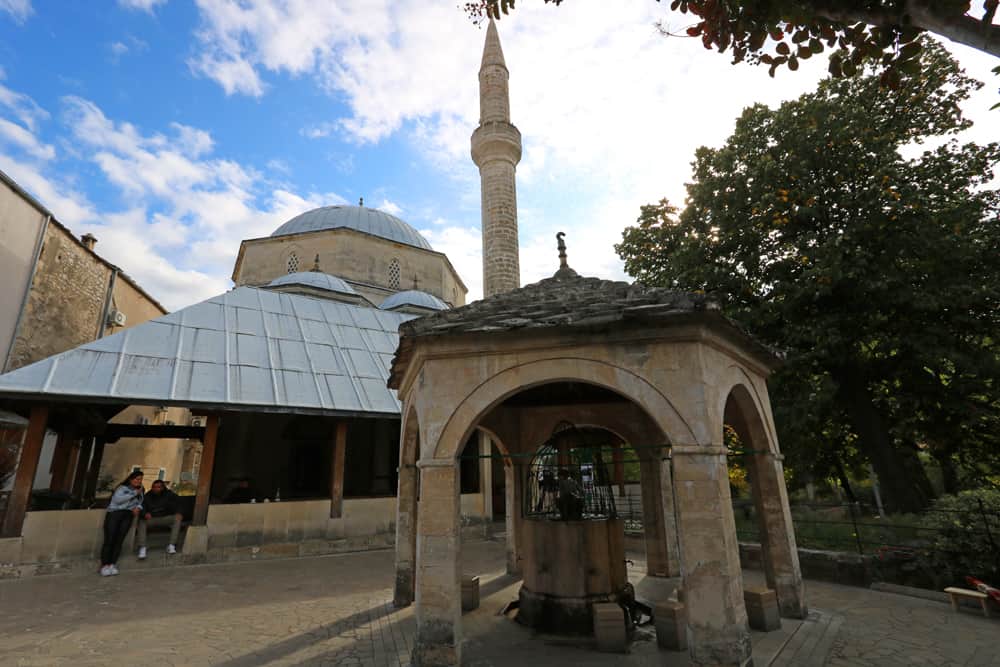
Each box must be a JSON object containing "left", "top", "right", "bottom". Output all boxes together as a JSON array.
[{"left": 1, "top": 1, "right": 996, "bottom": 310}]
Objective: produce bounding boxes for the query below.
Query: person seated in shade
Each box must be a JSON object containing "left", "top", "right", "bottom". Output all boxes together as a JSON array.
[{"left": 137, "top": 480, "right": 183, "bottom": 558}]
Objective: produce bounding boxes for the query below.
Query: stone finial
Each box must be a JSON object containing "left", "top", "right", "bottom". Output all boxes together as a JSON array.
[
  {"left": 311, "top": 254, "right": 321, "bottom": 272},
  {"left": 554, "top": 232, "right": 578, "bottom": 279}
]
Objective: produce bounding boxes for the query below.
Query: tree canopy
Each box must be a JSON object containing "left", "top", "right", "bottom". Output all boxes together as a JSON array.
[
  {"left": 615, "top": 41, "right": 1000, "bottom": 512},
  {"left": 470, "top": 1, "right": 1000, "bottom": 91}
]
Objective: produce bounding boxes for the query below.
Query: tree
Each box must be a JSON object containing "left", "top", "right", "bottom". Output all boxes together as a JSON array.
[
  {"left": 469, "top": 1, "right": 1000, "bottom": 89},
  {"left": 615, "top": 41, "right": 1000, "bottom": 512}
]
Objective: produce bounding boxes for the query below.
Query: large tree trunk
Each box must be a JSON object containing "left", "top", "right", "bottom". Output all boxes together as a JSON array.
[
  {"left": 931, "top": 444, "right": 960, "bottom": 495},
  {"left": 834, "top": 367, "right": 934, "bottom": 513}
]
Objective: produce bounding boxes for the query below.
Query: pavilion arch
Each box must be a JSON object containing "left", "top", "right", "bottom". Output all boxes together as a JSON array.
[
  {"left": 716, "top": 363, "right": 780, "bottom": 454},
  {"left": 722, "top": 381, "right": 808, "bottom": 619},
  {"left": 428, "top": 356, "right": 697, "bottom": 462}
]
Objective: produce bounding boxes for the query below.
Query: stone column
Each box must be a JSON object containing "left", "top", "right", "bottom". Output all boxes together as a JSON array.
[
  {"left": 639, "top": 452, "right": 680, "bottom": 577},
  {"left": 672, "top": 445, "right": 751, "bottom": 666},
  {"left": 412, "top": 458, "right": 462, "bottom": 667},
  {"left": 395, "top": 458, "right": 419, "bottom": 607},
  {"left": 504, "top": 461, "right": 520, "bottom": 574},
  {"left": 479, "top": 431, "right": 493, "bottom": 520},
  {"left": 749, "top": 451, "right": 807, "bottom": 618}
]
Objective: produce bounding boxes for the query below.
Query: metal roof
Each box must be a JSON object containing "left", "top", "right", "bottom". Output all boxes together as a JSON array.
[
  {"left": 379, "top": 290, "right": 449, "bottom": 312},
  {"left": 268, "top": 271, "right": 359, "bottom": 296},
  {"left": 270, "top": 205, "right": 433, "bottom": 251},
  {"left": 0, "top": 286, "right": 415, "bottom": 416}
]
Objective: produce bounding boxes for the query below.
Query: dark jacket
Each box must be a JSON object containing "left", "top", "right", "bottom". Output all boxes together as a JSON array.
[{"left": 142, "top": 489, "right": 179, "bottom": 517}]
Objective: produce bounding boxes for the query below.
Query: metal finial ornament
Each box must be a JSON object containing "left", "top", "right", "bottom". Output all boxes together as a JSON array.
[
  {"left": 359, "top": 196, "right": 364, "bottom": 206},
  {"left": 311, "top": 254, "right": 321, "bottom": 272},
  {"left": 557, "top": 232, "right": 567, "bottom": 268}
]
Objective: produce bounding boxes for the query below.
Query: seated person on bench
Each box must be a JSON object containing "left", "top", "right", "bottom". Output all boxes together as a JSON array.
[{"left": 137, "top": 480, "right": 183, "bottom": 558}]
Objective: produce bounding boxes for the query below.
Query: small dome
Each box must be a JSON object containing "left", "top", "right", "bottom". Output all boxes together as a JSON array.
[
  {"left": 268, "top": 271, "right": 358, "bottom": 296},
  {"left": 380, "top": 290, "right": 449, "bottom": 312},
  {"left": 271, "top": 205, "right": 433, "bottom": 251}
]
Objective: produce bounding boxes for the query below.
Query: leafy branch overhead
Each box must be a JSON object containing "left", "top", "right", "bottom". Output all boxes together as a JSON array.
[{"left": 468, "top": 1, "right": 1000, "bottom": 88}]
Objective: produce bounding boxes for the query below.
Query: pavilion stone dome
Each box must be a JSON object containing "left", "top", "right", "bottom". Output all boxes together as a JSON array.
[
  {"left": 270, "top": 205, "right": 433, "bottom": 251},
  {"left": 379, "top": 290, "right": 449, "bottom": 312},
  {"left": 267, "top": 271, "right": 359, "bottom": 297}
]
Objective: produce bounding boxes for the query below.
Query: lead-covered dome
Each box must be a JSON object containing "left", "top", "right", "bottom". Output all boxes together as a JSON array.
[
  {"left": 270, "top": 205, "right": 433, "bottom": 251},
  {"left": 380, "top": 290, "right": 449, "bottom": 312},
  {"left": 268, "top": 271, "right": 358, "bottom": 297}
]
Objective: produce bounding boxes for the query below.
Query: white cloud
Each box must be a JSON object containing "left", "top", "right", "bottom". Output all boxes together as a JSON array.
[
  {"left": 0, "top": 79, "right": 49, "bottom": 132},
  {"left": 0, "top": 0, "right": 32, "bottom": 23},
  {"left": 421, "top": 224, "right": 483, "bottom": 301},
  {"left": 0, "top": 118, "right": 55, "bottom": 160},
  {"left": 378, "top": 199, "right": 402, "bottom": 216},
  {"left": 118, "top": 0, "right": 166, "bottom": 13}
]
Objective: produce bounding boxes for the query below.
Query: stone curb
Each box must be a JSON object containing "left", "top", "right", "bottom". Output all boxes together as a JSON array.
[{"left": 870, "top": 581, "right": 949, "bottom": 604}]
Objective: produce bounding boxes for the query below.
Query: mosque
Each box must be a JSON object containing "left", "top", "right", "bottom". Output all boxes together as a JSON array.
[{"left": 0, "top": 20, "right": 804, "bottom": 667}]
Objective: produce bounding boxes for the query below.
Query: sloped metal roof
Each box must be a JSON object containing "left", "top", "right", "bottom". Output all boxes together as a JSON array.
[
  {"left": 270, "top": 205, "right": 433, "bottom": 250},
  {"left": 0, "top": 286, "right": 415, "bottom": 416},
  {"left": 379, "top": 290, "right": 449, "bottom": 312},
  {"left": 268, "top": 271, "right": 359, "bottom": 296}
]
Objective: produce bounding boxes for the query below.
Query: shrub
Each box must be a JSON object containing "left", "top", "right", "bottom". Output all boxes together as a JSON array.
[{"left": 921, "top": 489, "right": 1000, "bottom": 584}]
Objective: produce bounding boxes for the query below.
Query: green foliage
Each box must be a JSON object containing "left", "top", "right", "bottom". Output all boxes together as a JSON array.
[
  {"left": 616, "top": 41, "right": 1000, "bottom": 512},
  {"left": 921, "top": 489, "right": 1000, "bottom": 582},
  {"left": 468, "top": 1, "right": 1000, "bottom": 84}
]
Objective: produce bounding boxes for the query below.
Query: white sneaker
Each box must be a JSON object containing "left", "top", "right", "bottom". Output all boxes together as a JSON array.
[
  {"left": 166, "top": 544, "right": 177, "bottom": 555},
  {"left": 137, "top": 546, "right": 147, "bottom": 560},
  {"left": 109, "top": 564, "right": 120, "bottom": 576},
  {"left": 99, "top": 565, "right": 113, "bottom": 577}
]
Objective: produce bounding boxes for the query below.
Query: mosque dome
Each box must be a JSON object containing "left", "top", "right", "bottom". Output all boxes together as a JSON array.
[
  {"left": 267, "top": 271, "right": 359, "bottom": 297},
  {"left": 379, "top": 290, "right": 449, "bottom": 312},
  {"left": 270, "top": 205, "right": 433, "bottom": 251}
]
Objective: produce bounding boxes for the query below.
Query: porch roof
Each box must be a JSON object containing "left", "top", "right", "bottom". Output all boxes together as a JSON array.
[{"left": 0, "top": 286, "right": 415, "bottom": 417}]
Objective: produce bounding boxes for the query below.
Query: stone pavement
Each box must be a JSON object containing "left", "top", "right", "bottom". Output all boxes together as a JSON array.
[{"left": 0, "top": 538, "right": 997, "bottom": 666}]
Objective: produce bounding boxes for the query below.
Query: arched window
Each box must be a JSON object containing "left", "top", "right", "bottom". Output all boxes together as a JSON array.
[
  {"left": 287, "top": 252, "right": 299, "bottom": 274},
  {"left": 388, "top": 258, "right": 401, "bottom": 289}
]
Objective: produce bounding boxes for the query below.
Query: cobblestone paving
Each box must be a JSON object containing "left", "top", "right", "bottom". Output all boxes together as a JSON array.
[{"left": 0, "top": 539, "right": 997, "bottom": 666}]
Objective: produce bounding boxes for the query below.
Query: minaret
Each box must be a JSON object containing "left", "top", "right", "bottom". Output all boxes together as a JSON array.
[{"left": 471, "top": 19, "right": 521, "bottom": 298}]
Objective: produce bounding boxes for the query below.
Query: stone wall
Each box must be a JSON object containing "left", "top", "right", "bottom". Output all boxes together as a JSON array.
[
  {"left": 739, "top": 542, "right": 873, "bottom": 588},
  {"left": 0, "top": 493, "right": 489, "bottom": 578},
  {"left": 478, "top": 160, "right": 519, "bottom": 297},
  {"left": 7, "top": 224, "right": 111, "bottom": 371},
  {"left": 234, "top": 229, "right": 466, "bottom": 307},
  {"left": 0, "top": 178, "right": 47, "bottom": 370}
]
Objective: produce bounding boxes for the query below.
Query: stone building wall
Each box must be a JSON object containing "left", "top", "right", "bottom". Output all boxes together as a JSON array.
[
  {"left": 0, "top": 176, "right": 47, "bottom": 369},
  {"left": 6, "top": 223, "right": 112, "bottom": 371},
  {"left": 233, "top": 229, "right": 466, "bottom": 306}
]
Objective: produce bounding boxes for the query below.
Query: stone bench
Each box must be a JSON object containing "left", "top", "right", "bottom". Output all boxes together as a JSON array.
[
  {"left": 944, "top": 587, "right": 991, "bottom": 618},
  {"left": 461, "top": 575, "right": 480, "bottom": 611},
  {"left": 654, "top": 599, "right": 686, "bottom": 651},
  {"left": 744, "top": 587, "right": 781, "bottom": 631}
]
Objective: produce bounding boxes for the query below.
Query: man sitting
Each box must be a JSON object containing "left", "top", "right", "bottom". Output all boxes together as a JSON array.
[{"left": 137, "top": 480, "right": 183, "bottom": 558}]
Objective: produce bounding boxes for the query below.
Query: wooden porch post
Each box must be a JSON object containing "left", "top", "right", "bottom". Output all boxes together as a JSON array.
[
  {"left": 2, "top": 405, "right": 49, "bottom": 538},
  {"left": 330, "top": 421, "right": 348, "bottom": 518},
  {"left": 192, "top": 414, "right": 219, "bottom": 526},
  {"left": 82, "top": 437, "right": 105, "bottom": 503},
  {"left": 70, "top": 437, "right": 93, "bottom": 499}
]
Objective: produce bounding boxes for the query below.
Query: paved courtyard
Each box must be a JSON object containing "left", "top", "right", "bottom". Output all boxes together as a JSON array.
[{"left": 0, "top": 537, "right": 997, "bottom": 666}]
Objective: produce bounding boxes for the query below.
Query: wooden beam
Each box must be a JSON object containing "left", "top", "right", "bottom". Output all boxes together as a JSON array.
[
  {"left": 82, "top": 437, "right": 105, "bottom": 503},
  {"left": 103, "top": 423, "right": 205, "bottom": 442},
  {"left": 2, "top": 405, "right": 49, "bottom": 538},
  {"left": 330, "top": 421, "right": 348, "bottom": 518},
  {"left": 70, "top": 438, "right": 93, "bottom": 499},
  {"left": 47, "top": 433, "right": 76, "bottom": 493},
  {"left": 192, "top": 414, "right": 219, "bottom": 526}
]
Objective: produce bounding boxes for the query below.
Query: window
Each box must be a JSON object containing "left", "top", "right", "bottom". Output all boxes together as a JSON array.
[
  {"left": 388, "top": 258, "right": 400, "bottom": 289},
  {"left": 287, "top": 252, "right": 299, "bottom": 273},
  {"left": 135, "top": 415, "right": 149, "bottom": 425}
]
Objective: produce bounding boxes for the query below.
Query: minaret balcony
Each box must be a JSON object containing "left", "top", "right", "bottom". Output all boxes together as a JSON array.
[{"left": 471, "top": 121, "right": 522, "bottom": 166}]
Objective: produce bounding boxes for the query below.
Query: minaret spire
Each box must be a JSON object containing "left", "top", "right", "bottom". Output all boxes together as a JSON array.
[{"left": 472, "top": 18, "right": 521, "bottom": 298}]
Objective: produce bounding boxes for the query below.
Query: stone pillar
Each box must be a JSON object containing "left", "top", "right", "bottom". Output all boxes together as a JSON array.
[
  {"left": 412, "top": 458, "right": 462, "bottom": 667},
  {"left": 672, "top": 445, "right": 751, "bottom": 666},
  {"left": 505, "top": 461, "right": 522, "bottom": 575},
  {"left": 395, "top": 458, "right": 419, "bottom": 607},
  {"left": 640, "top": 452, "right": 680, "bottom": 577},
  {"left": 479, "top": 432, "right": 493, "bottom": 520},
  {"left": 749, "top": 451, "right": 807, "bottom": 618}
]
